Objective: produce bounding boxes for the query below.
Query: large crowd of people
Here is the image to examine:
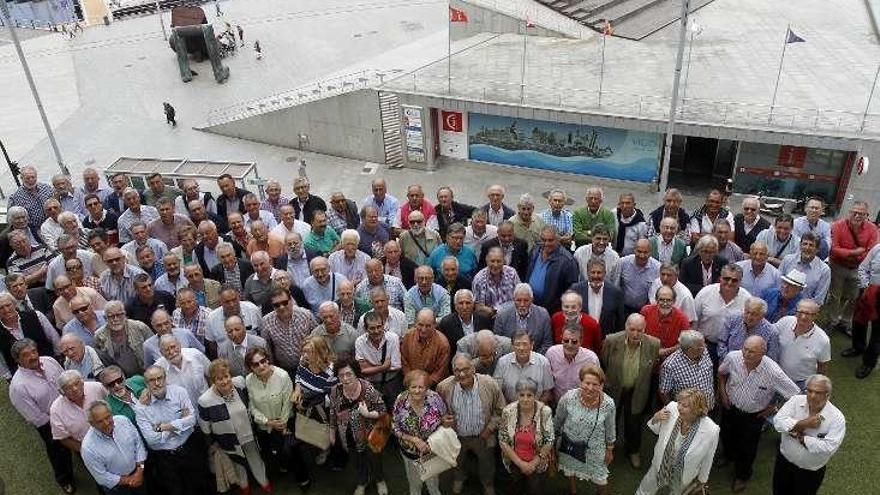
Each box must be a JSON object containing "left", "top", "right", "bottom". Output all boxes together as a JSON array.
[{"left": 3, "top": 166, "right": 856, "bottom": 495}]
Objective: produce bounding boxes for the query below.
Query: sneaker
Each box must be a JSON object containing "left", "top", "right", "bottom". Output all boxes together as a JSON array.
[
  {"left": 299, "top": 479, "right": 312, "bottom": 492},
  {"left": 376, "top": 481, "right": 389, "bottom": 495},
  {"left": 353, "top": 486, "right": 366, "bottom": 495}
]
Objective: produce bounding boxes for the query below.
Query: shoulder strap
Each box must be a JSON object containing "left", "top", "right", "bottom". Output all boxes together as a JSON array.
[
  {"left": 774, "top": 236, "right": 793, "bottom": 258},
  {"left": 379, "top": 340, "right": 388, "bottom": 385}
]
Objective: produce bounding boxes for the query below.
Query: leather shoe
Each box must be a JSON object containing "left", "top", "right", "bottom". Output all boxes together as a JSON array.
[
  {"left": 856, "top": 365, "right": 875, "bottom": 379},
  {"left": 629, "top": 453, "right": 642, "bottom": 468},
  {"left": 732, "top": 479, "right": 748, "bottom": 493},
  {"left": 841, "top": 347, "right": 863, "bottom": 358},
  {"left": 61, "top": 484, "right": 76, "bottom": 495}
]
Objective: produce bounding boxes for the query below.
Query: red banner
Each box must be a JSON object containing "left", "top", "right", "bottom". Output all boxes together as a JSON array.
[
  {"left": 441, "top": 111, "right": 463, "bottom": 132},
  {"left": 449, "top": 7, "right": 469, "bottom": 23},
  {"left": 777, "top": 145, "right": 807, "bottom": 168}
]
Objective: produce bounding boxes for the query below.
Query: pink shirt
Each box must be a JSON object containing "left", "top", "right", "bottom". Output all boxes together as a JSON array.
[
  {"left": 545, "top": 344, "right": 599, "bottom": 401},
  {"left": 9, "top": 357, "right": 64, "bottom": 427},
  {"left": 50, "top": 381, "right": 106, "bottom": 441}
]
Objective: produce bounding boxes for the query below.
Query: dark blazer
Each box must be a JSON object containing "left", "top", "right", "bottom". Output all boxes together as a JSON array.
[
  {"left": 436, "top": 201, "right": 476, "bottom": 238},
  {"left": 380, "top": 255, "right": 418, "bottom": 289},
  {"left": 218, "top": 334, "right": 267, "bottom": 377},
  {"left": 330, "top": 200, "right": 360, "bottom": 231},
  {"left": 679, "top": 254, "right": 727, "bottom": 297},
  {"left": 479, "top": 203, "right": 515, "bottom": 224},
  {"left": 478, "top": 237, "right": 530, "bottom": 280},
  {"left": 733, "top": 213, "right": 770, "bottom": 252},
  {"left": 438, "top": 312, "right": 493, "bottom": 358},
  {"left": 526, "top": 247, "right": 579, "bottom": 315},
  {"left": 209, "top": 259, "right": 254, "bottom": 286},
  {"left": 271, "top": 247, "right": 320, "bottom": 271},
  {"left": 216, "top": 187, "right": 250, "bottom": 221},
  {"left": 289, "top": 194, "right": 327, "bottom": 225},
  {"left": 190, "top": 211, "right": 228, "bottom": 234},
  {"left": 103, "top": 189, "right": 145, "bottom": 217},
  {"left": 569, "top": 280, "right": 626, "bottom": 336},
  {"left": 27, "top": 287, "right": 54, "bottom": 316},
  {"left": 194, "top": 236, "right": 244, "bottom": 276},
  {"left": 601, "top": 332, "right": 660, "bottom": 414},
  {"left": 647, "top": 205, "right": 690, "bottom": 237},
  {"left": 437, "top": 275, "right": 472, "bottom": 299}
]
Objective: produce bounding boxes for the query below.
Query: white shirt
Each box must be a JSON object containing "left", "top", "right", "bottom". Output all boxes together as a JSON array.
[
  {"left": 775, "top": 316, "right": 831, "bottom": 382},
  {"left": 155, "top": 348, "right": 211, "bottom": 406},
  {"left": 719, "top": 351, "right": 799, "bottom": 413},
  {"left": 693, "top": 284, "right": 751, "bottom": 343},
  {"left": 270, "top": 220, "right": 311, "bottom": 240},
  {"left": 774, "top": 395, "right": 845, "bottom": 470},
  {"left": 356, "top": 307, "right": 408, "bottom": 337},
  {"left": 243, "top": 210, "right": 278, "bottom": 231},
  {"left": 205, "top": 301, "right": 264, "bottom": 344},
  {"left": 573, "top": 244, "right": 620, "bottom": 284},
  {"left": 648, "top": 278, "right": 697, "bottom": 323},
  {"left": 587, "top": 284, "right": 604, "bottom": 321},
  {"left": 464, "top": 224, "right": 498, "bottom": 260},
  {"left": 354, "top": 332, "right": 402, "bottom": 371}
]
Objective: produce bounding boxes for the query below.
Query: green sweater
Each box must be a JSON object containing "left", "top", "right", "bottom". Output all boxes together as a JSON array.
[
  {"left": 572, "top": 206, "right": 617, "bottom": 247},
  {"left": 106, "top": 375, "right": 146, "bottom": 423}
]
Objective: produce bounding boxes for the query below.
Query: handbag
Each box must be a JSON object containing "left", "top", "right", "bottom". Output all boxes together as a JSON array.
[
  {"left": 367, "top": 413, "right": 392, "bottom": 453},
  {"left": 295, "top": 407, "right": 331, "bottom": 450},
  {"left": 415, "top": 427, "right": 459, "bottom": 481},
  {"left": 559, "top": 434, "right": 588, "bottom": 463}
]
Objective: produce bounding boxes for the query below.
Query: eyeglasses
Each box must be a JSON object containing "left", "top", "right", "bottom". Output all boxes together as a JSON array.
[
  {"left": 103, "top": 376, "right": 125, "bottom": 388},
  {"left": 105, "top": 313, "right": 126, "bottom": 320},
  {"left": 657, "top": 298, "right": 675, "bottom": 304},
  {"left": 720, "top": 276, "right": 741, "bottom": 282},
  {"left": 71, "top": 306, "right": 90, "bottom": 314},
  {"left": 105, "top": 257, "right": 124, "bottom": 263},
  {"left": 251, "top": 357, "right": 269, "bottom": 367},
  {"left": 272, "top": 300, "right": 290, "bottom": 308},
  {"left": 561, "top": 339, "right": 579, "bottom": 344},
  {"left": 55, "top": 284, "right": 71, "bottom": 291},
  {"left": 742, "top": 207, "right": 757, "bottom": 212}
]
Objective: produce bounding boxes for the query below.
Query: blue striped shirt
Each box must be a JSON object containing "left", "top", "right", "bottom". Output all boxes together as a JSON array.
[
  {"left": 451, "top": 380, "right": 484, "bottom": 436},
  {"left": 540, "top": 208, "right": 574, "bottom": 236},
  {"left": 81, "top": 415, "right": 146, "bottom": 489}
]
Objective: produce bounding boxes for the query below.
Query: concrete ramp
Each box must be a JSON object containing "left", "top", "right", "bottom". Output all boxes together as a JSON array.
[{"left": 451, "top": 0, "right": 596, "bottom": 40}]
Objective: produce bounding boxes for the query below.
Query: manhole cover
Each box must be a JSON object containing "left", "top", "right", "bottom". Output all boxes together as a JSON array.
[
  {"left": 541, "top": 190, "right": 575, "bottom": 206},
  {"left": 138, "top": 56, "right": 146, "bottom": 60},
  {"left": 285, "top": 156, "right": 298, "bottom": 162}
]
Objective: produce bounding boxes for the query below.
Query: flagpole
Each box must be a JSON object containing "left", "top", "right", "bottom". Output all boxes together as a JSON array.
[
  {"left": 598, "top": 32, "right": 606, "bottom": 107},
  {"left": 447, "top": 8, "right": 452, "bottom": 93},
  {"left": 860, "top": 62, "right": 880, "bottom": 132},
  {"left": 657, "top": 0, "right": 689, "bottom": 198},
  {"left": 520, "top": 23, "right": 527, "bottom": 103},
  {"left": 769, "top": 24, "right": 790, "bottom": 124}
]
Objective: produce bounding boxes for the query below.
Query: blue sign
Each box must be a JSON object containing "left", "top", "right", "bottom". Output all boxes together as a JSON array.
[{"left": 468, "top": 113, "right": 661, "bottom": 183}]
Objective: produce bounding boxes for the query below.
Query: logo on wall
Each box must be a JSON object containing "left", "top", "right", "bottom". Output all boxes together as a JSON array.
[{"left": 442, "top": 111, "right": 463, "bottom": 132}]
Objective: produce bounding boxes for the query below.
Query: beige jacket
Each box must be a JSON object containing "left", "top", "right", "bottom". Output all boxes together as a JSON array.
[{"left": 436, "top": 373, "right": 505, "bottom": 446}]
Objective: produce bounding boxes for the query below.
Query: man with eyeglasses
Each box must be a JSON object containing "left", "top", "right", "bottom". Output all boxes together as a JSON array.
[
  {"left": 6, "top": 229, "right": 53, "bottom": 288},
  {"left": 171, "top": 288, "right": 211, "bottom": 347},
  {"left": 355, "top": 310, "right": 403, "bottom": 409},
  {"left": 647, "top": 217, "right": 687, "bottom": 266},
  {"left": 641, "top": 285, "right": 690, "bottom": 362},
  {"left": 648, "top": 263, "right": 697, "bottom": 325},
  {"left": 733, "top": 196, "right": 769, "bottom": 252},
  {"left": 218, "top": 315, "right": 266, "bottom": 377},
  {"left": 52, "top": 274, "right": 107, "bottom": 330},
  {"left": 775, "top": 299, "right": 830, "bottom": 390},
  {"left": 399, "top": 210, "right": 441, "bottom": 266},
  {"left": 62, "top": 295, "right": 107, "bottom": 347},
  {"left": 94, "top": 300, "right": 152, "bottom": 377},
  {"left": 547, "top": 324, "right": 600, "bottom": 403},
  {"left": 176, "top": 179, "right": 217, "bottom": 220},
  {"left": 59, "top": 333, "right": 107, "bottom": 380},
  {"left": 827, "top": 200, "right": 879, "bottom": 335},
  {"left": 301, "top": 256, "right": 349, "bottom": 315},
  {"left": 98, "top": 247, "right": 146, "bottom": 303},
  {"left": 47, "top": 233, "right": 96, "bottom": 292},
  {"left": 99, "top": 365, "right": 145, "bottom": 423},
  {"left": 82, "top": 193, "right": 119, "bottom": 238},
  {"left": 693, "top": 264, "right": 752, "bottom": 366},
  {"left": 262, "top": 288, "right": 316, "bottom": 374},
  {"left": 66, "top": 256, "right": 102, "bottom": 291},
  {"left": 142, "top": 309, "right": 203, "bottom": 367}
]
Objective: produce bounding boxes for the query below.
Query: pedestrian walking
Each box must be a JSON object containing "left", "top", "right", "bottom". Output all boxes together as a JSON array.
[
  {"left": 163, "top": 102, "right": 177, "bottom": 127},
  {"left": 237, "top": 25, "right": 244, "bottom": 47},
  {"left": 254, "top": 40, "right": 262, "bottom": 60}
]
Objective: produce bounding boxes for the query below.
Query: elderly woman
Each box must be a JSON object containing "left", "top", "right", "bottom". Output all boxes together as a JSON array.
[
  {"left": 292, "top": 335, "right": 339, "bottom": 466},
  {"left": 245, "top": 347, "right": 311, "bottom": 490},
  {"left": 328, "top": 358, "right": 388, "bottom": 495},
  {"left": 636, "top": 389, "right": 719, "bottom": 495},
  {"left": 392, "top": 369, "right": 447, "bottom": 495},
  {"left": 328, "top": 229, "right": 370, "bottom": 285},
  {"left": 58, "top": 211, "right": 89, "bottom": 249},
  {"left": 498, "top": 378, "right": 555, "bottom": 495},
  {"left": 0, "top": 206, "right": 43, "bottom": 260},
  {"left": 49, "top": 370, "right": 107, "bottom": 453},
  {"left": 555, "top": 364, "right": 616, "bottom": 495},
  {"left": 198, "top": 358, "right": 270, "bottom": 494}
]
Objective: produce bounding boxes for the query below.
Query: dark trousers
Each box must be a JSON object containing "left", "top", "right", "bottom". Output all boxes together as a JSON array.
[
  {"left": 852, "top": 321, "right": 880, "bottom": 368},
  {"left": 508, "top": 464, "right": 544, "bottom": 495},
  {"left": 619, "top": 388, "right": 643, "bottom": 455},
  {"left": 351, "top": 445, "right": 384, "bottom": 486},
  {"left": 721, "top": 406, "right": 764, "bottom": 481},
  {"left": 256, "top": 429, "right": 310, "bottom": 483},
  {"left": 772, "top": 450, "right": 826, "bottom": 495},
  {"left": 151, "top": 431, "right": 209, "bottom": 495},
  {"left": 706, "top": 341, "right": 720, "bottom": 369},
  {"left": 106, "top": 485, "right": 147, "bottom": 495},
  {"left": 36, "top": 423, "right": 74, "bottom": 486}
]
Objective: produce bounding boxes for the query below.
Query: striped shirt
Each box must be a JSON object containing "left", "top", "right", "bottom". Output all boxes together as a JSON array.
[
  {"left": 450, "top": 380, "right": 484, "bottom": 436},
  {"left": 117, "top": 206, "right": 160, "bottom": 244},
  {"left": 539, "top": 208, "right": 574, "bottom": 236},
  {"left": 98, "top": 265, "right": 147, "bottom": 303},
  {"left": 295, "top": 363, "right": 337, "bottom": 408},
  {"left": 472, "top": 265, "right": 520, "bottom": 310},
  {"left": 659, "top": 348, "right": 715, "bottom": 409},
  {"left": 9, "top": 183, "right": 55, "bottom": 228},
  {"left": 7, "top": 245, "right": 54, "bottom": 278},
  {"left": 354, "top": 275, "right": 406, "bottom": 311},
  {"left": 719, "top": 350, "right": 800, "bottom": 413}
]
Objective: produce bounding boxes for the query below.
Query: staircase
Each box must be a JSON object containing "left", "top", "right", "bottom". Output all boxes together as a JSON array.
[{"left": 378, "top": 91, "right": 403, "bottom": 168}]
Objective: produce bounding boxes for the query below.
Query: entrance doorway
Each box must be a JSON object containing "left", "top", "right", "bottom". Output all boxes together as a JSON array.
[{"left": 667, "top": 136, "right": 737, "bottom": 194}]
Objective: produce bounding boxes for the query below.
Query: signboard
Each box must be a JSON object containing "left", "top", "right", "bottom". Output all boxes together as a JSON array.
[
  {"left": 467, "top": 113, "right": 661, "bottom": 182},
  {"left": 777, "top": 145, "right": 807, "bottom": 169},
  {"left": 402, "top": 105, "right": 425, "bottom": 163},
  {"left": 439, "top": 110, "right": 468, "bottom": 160}
]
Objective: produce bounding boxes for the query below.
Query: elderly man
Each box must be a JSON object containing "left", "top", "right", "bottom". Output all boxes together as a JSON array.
[
  {"left": 226, "top": 212, "right": 252, "bottom": 250},
  {"left": 428, "top": 222, "right": 478, "bottom": 279},
  {"left": 780, "top": 232, "right": 831, "bottom": 304},
  {"left": 50, "top": 369, "right": 107, "bottom": 453},
  {"left": 279, "top": 232, "right": 311, "bottom": 287},
  {"left": 641, "top": 285, "right": 690, "bottom": 361},
  {"left": 472, "top": 246, "right": 520, "bottom": 318},
  {"left": 326, "top": 191, "right": 360, "bottom": 234},
  {"left": 102, "top": 172, "right": 134, "bottom": 216},
  {"left": 98, "top": 248, "right": 146, "bottom": 303},
  {"left": 117, "top": 188, "right": 160, "bottom": 244},
  {"left": 756, "top": 214, "right": 800, "bottom": 268},
  {"left": 775, "top": 299, "right": 831, "bottom": 389},
  {"left": 328, "top": 229, "right": 370, "bottom": 285},
  {"left": 183, "top": 263, "right": 219, "bottom": 310},
  {"left": 539, "top": 188, "right": 574, "bottom": 247},
  {"left": 81, "top": 400, "right": 148, "bottom": 495},
  {"left": 648, "top": 263, "right": 697, "bottom": 323},
  {"left": 49, "top": 175, "right": 83, "bottom": 221},
  {"left": 719, "top": 335, "right": 800, "bottom": 492},
  {"left": 311, "top": 301, "right": 358, "bottom": 359},
  {"left": 88, "top": 229, "right": 121, "bottom": 276},
  {"left": 303, "top": 211, "right": 340, "bottom": 256},
  {"left": 205, "top": 287, "right": 263, "bottom": 349},
  {"left": 135, "top": 245, "right": 164, "bottom": 281},
  {"left": 612, "top": 192, "right": 647, "bottom": 256},
  {"left": 67, "top": 256, "right": 102, "bottom": 292},
  {"left": 648, "top": 216, "right": 687, "bottom": 266},
  {"left": 355, "top": 310, "right": 403, "bottom": 408},
  {"left": 82, "top": 193, "right": 120, "bottom": 236},
  {"left": 176, "top": 179, "right": 217, "bottom": 218},
  {"left": 547, "top": 324, "right": 599, "bottom": 402},
  {"left": 40, "top": 198, "right": 67, "bottom": 248},
  {"left": 573, "top": 186, "right": 617, "bottom": 248},
  {"left": 493, "top": 283, "right": 553, "bottom": 353},
  {"left": 135, "top": 365, "right": 209, "bottom": 495},
  {"left": 357, "top": 206, "right": 391, "bottom": 257},
  {"left": 773, "top": 374, "right": 845, "bottom": 495},
  {"left": 439, "top": 289, "right": 492, "bottom": 347},
  {"left": 259, "top": 179, "right": 288, "bottom": 221},
  {"left": 435, "top": 186, "right": 476, "bottom": 238},
  {"left": 0, "top": 292, "right": 60, "bottom": 379},
  {"left": 551, "top": 291, "right": 601, "bottom": 352},
  {"left": 143, "top": 309, "right": 204, "bottom": 367},
  {"left": 602, "top": 314, "right": 660, "bottom": 468},
  {"left": 262, "top": 288, "right": 315, "bottom": 372},
  {"left": 403, "top": 265, "right": 451, "bottom": 324},
  {"left": 94, "top": 301, "right": 152, "bottom": 377},
  {"left": 242, "top": 250, "right": 278, "bottom": 307},
  {"left": 146, "top": 197, "right": 193, "bottom": 250},
  {"left": 481, "top": 184, "right": 514, "bottom": 226},
  {"left": 242, "top": 193, "right": 277, "bottom": 232},
  {"left": 289, "top": 176, "right": 326, "bottom": 223},
  {"left": 680, "top": 235, "right": 725, "bottom": 297},
  {"left": 718, "top": 296, "right": 779, "bottom": 363},
  {"left": 47, "top": 234, "right": 96, "bottom": 294},
  {"left": 153, "top": 253, "right": 186, "bottom": 295},
  {"left": 209, "top": 243, "right": 253, "bottom": 293},
  {"left": 438, "top": 353, "right": 505, "bottom": 495},
  {"left": 827, "top": 201, "right": 879, "bottom": 334},
  {"left": 99, "top": 365, "right": 145, "bottom": 422},
  {"left": 618, "top": 238, "right": 662, "bottom": 315},
  {"left": 646, "top": 188, "right": 690, "bottom": 240},
  {"left": 733, "top": 196, "right": 770, "bottom": 252},
  {"left": 143, "top": 173, "right": 183, "bottom": 206},
  {"left": 62, "top": 295, "right": 107, "bottom": 347},
  {"left": 399, "top": 210, "right": 442, "bottom": 265},
  {"left": 6, "top": 272, "right": 50, "bottom": 315},
  {"left": 458, "top": 329, "right": 512, "bottom": 375},
  {"left": 570, "top": 259, "right": 626, "bottom": 336},
  {"left": 658, "top": 330, "right": 715, "bottom": 407},
  {"left": 354, "top": 258, "right": 406, "bottom": 310},
  {"left": 219, "top": 315, "right": 267, "bottom": 377},
  {"left": 401, "top": 308, "right": 450, "bottom": 386},
  {"left": 356, "top": 287, "right": 408, "bottom": 337},
  {"left": 764, "top": 269, "right": 806, "bottom": 323},
  {"left": 715, "top": 218, "right": 744, "bottom": 262},
  {"left": 793, "top": 198, "right": 832, "bottom": 260},
  {"left": 689, "top": 189, "right": 730, "bottom": 245},
  {"left": 7, "top": 230, "right": 53, "bottom": 287},
  {"left": 437, "top": 256, "right": 471, "bottom": 297},
  {"left": 171, "top": 287, "right": 211, "bottom": 345},
  {"left": 493, "top": 330, "right": 553, "bottom": 403},
  {"left": 247, "top": 220, "right": 284, "bottom": 258},
  {"left": 301, "top": 256, "right": 348, "bottom": 314},
  {"left": 527, "top": 226, "right": 578, "bottom": 314},
  {"left": 155, "top": 334, "right": 211, "bottom": 406},
  {"left": 53, "top": 275, "right": 106, "bottom": 330},
  {"left": 215, "top": 174, "right": 250, "bottom": 220},
  {"left": 736, "top": 240, "right": 780, "bottom": 297},
  {"left": 399, "top": 184, "right": 438, "bottom": 230},
  {"left": 694, "top": 263, "right": 752, "bottom": 365},
  {"left": 8, "top": 340, "right": 74, "bottom": 493},
  {"left": 9, "top": 165, "right": 55, "bottom": 228},
  {"left": 270, "top": 204, "right": 310, "bottom": 242},
  {"left": 478, "top": 220, "right": 530, "bottom": 280},
  {"left": 124, "top": 274, "right": 176, "bottom": 327},
  {"left": 464, "top": 209, "right": 497, "bottom": 260},
  {"left": 510, "top": 193, "right": 546, "bottom": 252},
  {"left": 362, "top": 178, "right": 400, "bottom": 228},
  {"left": 122, "top": 222, "right": 168, "bottom": 262}
]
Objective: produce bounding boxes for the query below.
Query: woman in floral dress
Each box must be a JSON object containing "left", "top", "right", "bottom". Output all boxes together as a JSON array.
[{"left": 391, "top": 369, "right": 447, "bottom": 495}]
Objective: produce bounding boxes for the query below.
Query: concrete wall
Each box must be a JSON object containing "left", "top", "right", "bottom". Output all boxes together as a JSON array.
[
  {"left": 450, "top": 0, "right": 581, "bottom": 41},
  {"left": 205, "top": 89, "right": 386, "bottom": 164}
]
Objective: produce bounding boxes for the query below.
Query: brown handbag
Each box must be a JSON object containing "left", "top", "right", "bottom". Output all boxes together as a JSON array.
[{"left": 367, "top": 413, "right": 392, "bottom": 453}]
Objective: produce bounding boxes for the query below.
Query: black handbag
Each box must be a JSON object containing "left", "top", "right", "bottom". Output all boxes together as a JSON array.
[{"left": 559, "top": 434, "right": 588, "bottom": 463}]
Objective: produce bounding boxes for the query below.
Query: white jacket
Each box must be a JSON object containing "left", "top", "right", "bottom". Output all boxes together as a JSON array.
[{"left": 637, "top": 401, "right": 719, "bottom": 494}]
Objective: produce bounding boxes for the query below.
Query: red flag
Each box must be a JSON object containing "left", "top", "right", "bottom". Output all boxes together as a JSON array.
[
  {"left": 449, "top": 7, "right": 468, "bottom": 23},
  {"left": 441, "top": 111, "right": 463, "bottom": 132},
  {"left": 602, "top": 19, "right": 613, "bottom": 36}
]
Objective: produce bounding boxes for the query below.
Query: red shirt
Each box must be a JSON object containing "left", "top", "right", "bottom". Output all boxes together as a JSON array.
[
  {"left": 830, "top": 218, "right": 879, "bottom": 268},
  {"left": 399, "top": 200, "right": 437, "bottom": 230},
  {"left": 640, "top": 304, "right": 690, "bottom": 350},
  {"left": 551, "top": 311, "right": 602, "bottom": 354}
]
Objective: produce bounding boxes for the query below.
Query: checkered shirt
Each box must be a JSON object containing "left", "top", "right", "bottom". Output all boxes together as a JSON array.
[
  {"left": 539, "top": 208, "right": 574, "bottom": 236},
  {"left": 659, "top": 348, "right": 716, "bottom": 409},
  {"left": 9, "top": 183, "right": 55, "bottom": 228},
  {"left": 262, "top": 307, "right": 316, "bottom": 371},
  {"left": 117, "top": 205, "right": 160, "bottom": 244},
  {"left": 354, "top": 275, "right": 407, "bottom": 311},
  {"left": 471, "top": 265, "right": 521, "bottom": 310},
  {"left": 172, "top": 306, "right": 211, "bottom": 342}
]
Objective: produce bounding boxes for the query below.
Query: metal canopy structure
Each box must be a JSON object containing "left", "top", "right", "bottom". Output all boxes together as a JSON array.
[{"left": 104, "top": 156, "right": 265, "bottom": 198}]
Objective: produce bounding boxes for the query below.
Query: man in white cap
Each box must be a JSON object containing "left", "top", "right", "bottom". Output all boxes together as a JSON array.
[{"left": 763, "top": 269, "right": 806, "bottom": 323}]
